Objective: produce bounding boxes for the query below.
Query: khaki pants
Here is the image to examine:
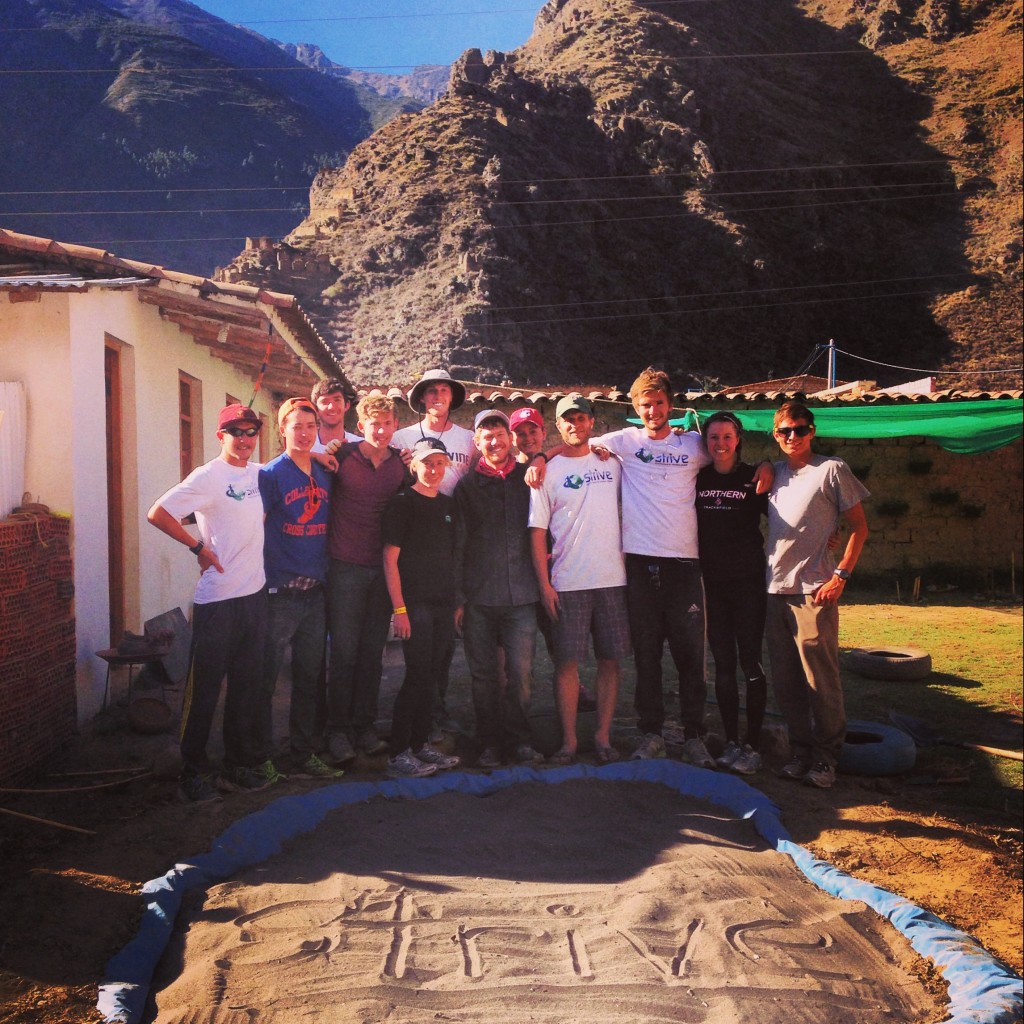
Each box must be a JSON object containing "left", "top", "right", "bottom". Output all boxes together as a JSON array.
[{"left": 766, "top": 594, "right": 845, "bottom": 767}]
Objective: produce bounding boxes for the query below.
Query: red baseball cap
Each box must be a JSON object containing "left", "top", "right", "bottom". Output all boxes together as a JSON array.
[
  {"left": 218, "top": 403, "right": 261, "bottom": 430},
  {"left": 508, "top": 407, "right": 544, "bottom": 432}
]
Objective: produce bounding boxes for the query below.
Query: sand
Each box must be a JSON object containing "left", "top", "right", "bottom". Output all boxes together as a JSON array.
[{"left": 149, "top": 779, "right": 939, "bottom": 1023}]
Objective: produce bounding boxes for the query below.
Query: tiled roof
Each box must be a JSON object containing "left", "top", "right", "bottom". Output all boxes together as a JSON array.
[
  {"left": 355, "top": 380, "right": 1023, "bottom": 406},
  {"left": 0, "top": 228, "right": 350, "bottom": 396}
]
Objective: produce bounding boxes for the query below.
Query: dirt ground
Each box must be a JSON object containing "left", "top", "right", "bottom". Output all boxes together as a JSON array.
[{"left": 0, "top": 637, "right": 1020, "bottom": 1024}]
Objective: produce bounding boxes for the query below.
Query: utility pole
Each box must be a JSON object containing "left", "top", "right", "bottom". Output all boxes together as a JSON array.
[{"left": 827, "top": 338, "right": 836, "bottom": 389}]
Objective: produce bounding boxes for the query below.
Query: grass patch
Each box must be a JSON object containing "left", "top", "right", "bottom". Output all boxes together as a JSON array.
[{"left": 839, "top": 592, "right": 1022, "bottom": 811}]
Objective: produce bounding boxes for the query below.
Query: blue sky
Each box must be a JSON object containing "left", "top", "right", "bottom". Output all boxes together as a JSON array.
[{"left": 193, "top": 1, "right": 539, "bottom": 70}]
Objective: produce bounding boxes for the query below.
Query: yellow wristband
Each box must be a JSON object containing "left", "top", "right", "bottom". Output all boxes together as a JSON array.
[{"left": 393, "top": 606, "right": 407, "bottom": 615}]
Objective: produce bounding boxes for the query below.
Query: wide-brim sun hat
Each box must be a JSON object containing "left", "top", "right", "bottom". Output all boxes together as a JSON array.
[{"left": 408, "top": 369, "right": 466, "bottom": 413}]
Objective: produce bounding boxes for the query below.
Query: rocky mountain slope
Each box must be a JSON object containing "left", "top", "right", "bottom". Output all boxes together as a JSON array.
[
  {"left": 277, "top": 42, "right": 448, "bottom": 107},
  {"left": 217, "top": 0, "right": 1021, "bottom": 390},
  {"left": 0, "top": 0, "right": 422, "bottom": 271}
]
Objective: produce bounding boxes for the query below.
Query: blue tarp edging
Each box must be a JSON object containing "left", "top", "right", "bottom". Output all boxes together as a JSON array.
[{"left": 96, "top": 761, "right": 1023, "bottom": 1023}]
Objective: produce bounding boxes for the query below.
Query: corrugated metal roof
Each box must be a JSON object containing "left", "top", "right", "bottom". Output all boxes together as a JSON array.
[{"left": 0, "top": 272, "right": 153, "bottom": 289}]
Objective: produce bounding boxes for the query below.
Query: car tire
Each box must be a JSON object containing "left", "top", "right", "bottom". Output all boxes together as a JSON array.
[
  {"left": 845, "top": 646, "right": 932, "bottom": 682},
  {"left": 839, "top": 719, "right": 917, "bottom": 776}
]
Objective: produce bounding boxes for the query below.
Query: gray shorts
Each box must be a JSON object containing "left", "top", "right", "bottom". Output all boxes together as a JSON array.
[{"left": 553, "top": 586, "right": 631, "bottom": 663}]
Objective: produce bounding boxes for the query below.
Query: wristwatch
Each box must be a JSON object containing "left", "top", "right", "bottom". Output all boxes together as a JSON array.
[
  {"left": 189, "top": 540, "right": 205, "bottom": 555},
  {"left": 833, "top": 568, "right": 851, "bottom": 581}
]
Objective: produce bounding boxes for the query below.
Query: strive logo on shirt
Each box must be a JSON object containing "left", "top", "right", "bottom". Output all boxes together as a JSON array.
[
  {"left": 634, "top": 447, "right": 690, "bottom": 466},
  {"left": 225, "top": 483, "right": 247, "bottom": 502},
  {"left": 563, "top": 469, "right": 615, "bottom": 489}
]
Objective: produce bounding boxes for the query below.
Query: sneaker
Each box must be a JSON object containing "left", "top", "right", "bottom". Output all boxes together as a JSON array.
[
  {"left": 776, "top": 756, "right": 811, "bottom": 780},
  {"left": 631, "top": 733, "right": 667, "bottom": 760},
  {"left": 416, "top": 745, "right": 461, "bottom": 770},
  {"left": 477, "top": 746, "right": 502, "bottom": 769},
  {"left": 257, "top": 759, "right": 287, "bottom": 785},
  {"left": 295, "top": 753, "right": 345, "bottom": 779},
  {"left": 386, "top": 749, "right": 438, "bottom": 778},
  {"left": 327, "top": 732, "right": 357, "bottom": 764},
  {"left": 217, "top": 766, "right": 272, "bottom": 793},
  {"left": 513, "top": 744, "right": 544, "bottom": 765},
  {"left": 177, "top": 773, "right": 221, "bottom": 804},
  {"left": 731, "top": 745, "right": 763, "bottom": 776},
  {"left": 804, "top": 761, "right": 837, "bottom": 789},
  {"left": 716, "top": 740, "right": 743, "bottom": 770},
  {"left": 356, "top": 727, "right": 388, "bottom": 756},
  {"left": 683, "top": 737, "right": 716, "bottom": 769}
]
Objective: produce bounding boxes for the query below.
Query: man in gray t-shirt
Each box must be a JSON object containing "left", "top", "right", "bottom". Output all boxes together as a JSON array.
[{"left": 765, "top": 402, "right": 869, "bottom": 790}]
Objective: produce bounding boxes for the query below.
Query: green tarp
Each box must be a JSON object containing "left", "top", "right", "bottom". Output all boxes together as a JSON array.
[{"left": 659, "top": 399, "right": 1023, "bottom": 455}]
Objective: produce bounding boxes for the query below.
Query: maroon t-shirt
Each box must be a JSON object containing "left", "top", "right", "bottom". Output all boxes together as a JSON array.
[{"left": 328, "top": 443, "right": 408, "bottom": 566}]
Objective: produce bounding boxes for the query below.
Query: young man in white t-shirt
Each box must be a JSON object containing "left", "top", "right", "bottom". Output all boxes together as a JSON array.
[
  {"left": 147, "top": 403, "right": 270, "bottom": 803},
  {"left": 392, "top": 369, "right": 476, "bottom": 499},
  {"left": 528, "top": 396, "right": 629, "bottom": 765}
]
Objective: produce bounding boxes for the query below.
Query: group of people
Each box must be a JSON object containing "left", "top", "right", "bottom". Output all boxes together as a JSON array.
[{"left": 147, "top": 366, "right": 868, "bottom": 803}]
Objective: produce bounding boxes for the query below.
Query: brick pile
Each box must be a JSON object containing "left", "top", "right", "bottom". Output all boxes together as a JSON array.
[{"left": 0, "top": 511, "right": 76, "bottom": 782}]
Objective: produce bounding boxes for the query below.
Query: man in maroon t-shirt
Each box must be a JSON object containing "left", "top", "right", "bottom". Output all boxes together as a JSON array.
[{"left": 325, "top": 394, "right": 408, "bottom": 765}]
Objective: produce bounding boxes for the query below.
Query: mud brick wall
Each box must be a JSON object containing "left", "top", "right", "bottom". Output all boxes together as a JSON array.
[
  {"left": 0, "top": 512, "right": 76, "bottom": 782},
  {"left": 737, "top": 433, "right": 1024, "bottom": 586}
]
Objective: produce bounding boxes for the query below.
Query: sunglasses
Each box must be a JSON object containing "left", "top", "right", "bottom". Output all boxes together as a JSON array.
[
  {"left": 223, "top": 426, "right": 260, "bottom": 438},
  {"left": 775, "top": 425, "right": 813, "bottom": 439}
]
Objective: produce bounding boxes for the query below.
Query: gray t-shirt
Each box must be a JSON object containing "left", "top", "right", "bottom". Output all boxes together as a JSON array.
[{"left": 766, "top": 455, "right": 869, "bottom": 594}]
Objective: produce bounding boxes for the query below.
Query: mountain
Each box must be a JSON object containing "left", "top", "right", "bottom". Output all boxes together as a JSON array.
[
  {"left": 276, "top": 42, "right": 448, "bottom": 108},
  {"left": 0, "top": 0, "right": 423, "bottom": 272},
  {"left": 215, "top": 0, "right": 1021, "bottom": 390}
]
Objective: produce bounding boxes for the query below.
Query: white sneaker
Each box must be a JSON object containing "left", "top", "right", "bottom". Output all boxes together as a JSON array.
[
  {"left": 683, "top": 736, "right": 716, "bottom": 769},
  {"left": 716, "top": 740, "right": 743, "bottom": 769},
  {"left": 731, "top": 744, "right": 762, "bottom": 775},
  {"left": 630, "top": 733, "right": 667, "bottom": 760},
  {"left": 386, "top": 749, "right": 437, "bottom": 778},
  {"left": 416, "top": 745, "right": 460, "bottom": 770}
]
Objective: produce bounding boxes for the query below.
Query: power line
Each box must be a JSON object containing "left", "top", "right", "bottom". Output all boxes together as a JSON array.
[
  {"left": 0, "top": 164, "right": 956, "bottom": 201},
  {"left": 484, "top": 273, "right": 968, "bottom": 313},
  {"left": 0, "top": 48, "right": 872, "bottom": 75},
  {"left": 469, "top": 287, "right": 943, "bottom": 327},
  {"left": 833, "top": 347, "right": 1023, "bottom": 376}
]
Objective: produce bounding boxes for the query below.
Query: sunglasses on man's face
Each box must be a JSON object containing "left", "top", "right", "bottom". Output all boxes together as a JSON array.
[
  {"left": 775, "top": 425, "right": 813, "bottom": 439},
  {"left": 223, "top": 426, "right": 260, "bottom": 438}
]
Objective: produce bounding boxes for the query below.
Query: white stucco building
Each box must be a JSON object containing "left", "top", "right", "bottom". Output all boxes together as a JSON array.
[{"left": 0, "top": 228, "right": 348, "bottom": 727}]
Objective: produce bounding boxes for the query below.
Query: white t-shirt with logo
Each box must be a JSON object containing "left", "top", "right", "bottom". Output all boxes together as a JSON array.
[
  {"left": 596, "top": 427, "right": 710, "bottom": 558},
  {"left": 528, "top": 452, "right": 625, "bottom": 592},
  {"left": 156, "top": 458, "right": 266, "bottom": 604},
  {"left": 392, "top": 422, "right": 477, "bottom": 496}
]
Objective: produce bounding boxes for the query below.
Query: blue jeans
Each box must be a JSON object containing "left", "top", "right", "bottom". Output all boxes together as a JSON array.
[
  {"left": 626, "top": 555, "right": 707, "bottom": 739},
  {"left": 259, "top": 586, "right": 326, "bottom": 763},
  {"left": 327, "top": 559, "right": 392, "bottom": 737},
  {"left": 462, "top": 603, "right": 536, "bottom": 751}
]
